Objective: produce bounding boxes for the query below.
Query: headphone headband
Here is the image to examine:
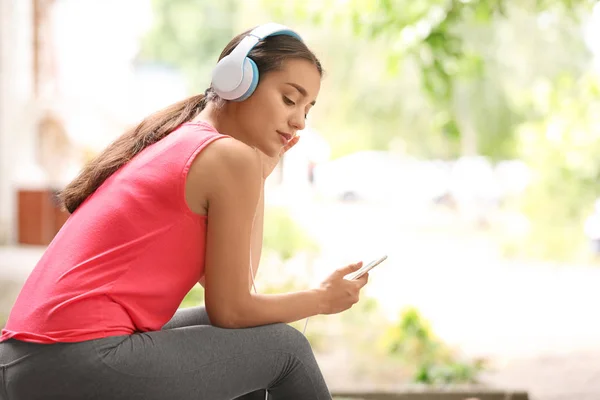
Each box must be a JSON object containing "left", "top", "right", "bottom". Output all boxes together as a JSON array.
[{"left": 249, "top": 22, "right": 303, "bottom": 42}]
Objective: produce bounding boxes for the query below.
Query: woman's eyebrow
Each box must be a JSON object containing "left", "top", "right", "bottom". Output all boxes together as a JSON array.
[{"left": 285, "top": 82, "right": 316, "bottom": 105}]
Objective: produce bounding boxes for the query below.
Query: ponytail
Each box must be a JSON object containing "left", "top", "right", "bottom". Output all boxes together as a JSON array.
[{"left": 60, "top": 93, "right": 207, "bottom": 213}]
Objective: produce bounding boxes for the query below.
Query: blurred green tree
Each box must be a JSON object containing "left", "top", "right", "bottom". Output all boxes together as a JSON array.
[
  {"left": 139, "top": 0, "right": 595, "bottom": 160},
  {"left": 263, "top": 206, "right": 320, "bottom": 261},
  {"left": 137, "top": 0, "right": 238, "bottom": 91},
  {"left": 507, "top": 72, "right": 600, "bottom": 260},
  {"left": 261, "top": 0, "right": 596, "bottom": 159}
]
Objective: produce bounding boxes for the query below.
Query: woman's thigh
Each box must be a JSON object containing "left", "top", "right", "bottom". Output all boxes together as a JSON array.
[
  {"left": 95, "top": 323, "right": 330, "bottom": 399},
  {"left": 2, "top": 322, "right": 331, "bottom": 400}
]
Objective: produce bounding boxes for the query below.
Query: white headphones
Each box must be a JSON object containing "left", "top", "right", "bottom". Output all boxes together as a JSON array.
[{"left": 210, "top": 23, "right": 303, "bottom": 102}]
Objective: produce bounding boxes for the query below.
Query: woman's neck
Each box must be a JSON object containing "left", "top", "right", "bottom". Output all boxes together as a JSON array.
[{"left": 192, "top": 102, "right": 253, "bottom": 147}]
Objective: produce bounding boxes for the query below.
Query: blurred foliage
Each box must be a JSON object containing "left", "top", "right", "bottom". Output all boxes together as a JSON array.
[
  {"left": 258, "top": 207, "right": 323, "bottom": 345},
  {"left": 263, "top": 206, "right": 320, "bottom": 261},
  {"left": 339, "top": 295, "right": 389, "bottom": 352},
  {"left": 379, "top": 307, "right": 487, "bottom": 384},
  {"left": 506, "top": 72, "right": 600, "bottom": 260},
  {"left": 138, "top": 0, "right": 238, "bottom": 91},
  {"left": 263, "top": 0, "right": 597, "bottom": 158},
  {"left": 139, "top": 0, "right": 595, "bottom": 158},
  {"left": 180, "top": 283, "right": 205, "bottom": 308}
]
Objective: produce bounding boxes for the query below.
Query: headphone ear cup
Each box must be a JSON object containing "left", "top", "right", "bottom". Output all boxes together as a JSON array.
[
  {"left": 233, "top": 58, "right": 259, "bottom": 102},
  {"left": 211, "top": 54, "right": 242, "bottom": 99}
]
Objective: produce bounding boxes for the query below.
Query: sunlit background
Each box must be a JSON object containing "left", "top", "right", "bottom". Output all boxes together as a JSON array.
[{"left": 2, "top": 1, "right": 600, "bottom": 399}]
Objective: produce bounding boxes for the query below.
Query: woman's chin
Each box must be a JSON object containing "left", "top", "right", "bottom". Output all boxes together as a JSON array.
[{"left": 258, "top": 144, "right": 280, "bottom": 158}]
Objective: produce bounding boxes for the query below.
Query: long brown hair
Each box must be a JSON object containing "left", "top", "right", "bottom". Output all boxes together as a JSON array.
[{"left": 60, "top": 27, "right": 323, "bottom": 213}]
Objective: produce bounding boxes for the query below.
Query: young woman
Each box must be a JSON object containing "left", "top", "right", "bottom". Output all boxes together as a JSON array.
[{"left": 0, "top": 23, "right": 369, "bottom": 400}]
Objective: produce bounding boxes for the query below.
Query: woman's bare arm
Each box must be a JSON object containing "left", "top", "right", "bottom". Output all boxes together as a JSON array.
[
  {"left": 187, "top": 138, "right": 324, "bottom": 328},
  {"left": 198, "top": 182, "right": 263, "bottom": 291},
  {"left": 249, "top": 180, "right": 265, "bottom": 290}
]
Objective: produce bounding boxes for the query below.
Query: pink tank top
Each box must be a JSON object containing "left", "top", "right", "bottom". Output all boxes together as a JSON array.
[{"left": 1, "top": 122, "right": 227, "bottom": 343}]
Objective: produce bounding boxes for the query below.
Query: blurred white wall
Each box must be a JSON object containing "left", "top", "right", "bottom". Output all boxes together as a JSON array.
[
  {"left": 0, "top": 0, "right": 38, "bottom": 244},
  {"left": 51, "top": 0, "right": 154, "bottom": 152}
]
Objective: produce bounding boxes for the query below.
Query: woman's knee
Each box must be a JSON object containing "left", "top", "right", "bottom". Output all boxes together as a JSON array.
[{"left": 263, "top": 323, "right": 314, "bottom": 358}]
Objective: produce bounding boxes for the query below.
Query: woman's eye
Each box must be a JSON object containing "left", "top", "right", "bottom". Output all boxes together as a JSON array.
[{"left": 283, "top": 96, "right": 295, "bottom": 106}]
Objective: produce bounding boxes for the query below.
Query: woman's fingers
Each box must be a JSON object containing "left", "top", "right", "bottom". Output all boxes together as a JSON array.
[{"left": 283, "top": 135, "right": 300, "bottom": 153}]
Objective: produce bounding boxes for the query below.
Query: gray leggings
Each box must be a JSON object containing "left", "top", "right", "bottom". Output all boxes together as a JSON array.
[{"left": 0, "top": 307, "right": 331, "bottom": 400}]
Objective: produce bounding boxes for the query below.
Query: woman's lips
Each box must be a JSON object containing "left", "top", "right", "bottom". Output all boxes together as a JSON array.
[{"left": 277, "top": 131, "right": 292, "bottom": 143}]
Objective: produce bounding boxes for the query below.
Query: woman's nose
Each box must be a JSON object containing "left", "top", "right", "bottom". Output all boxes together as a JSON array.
[{"left": 289, "top": 113, "right": 305, "bottom": 131}]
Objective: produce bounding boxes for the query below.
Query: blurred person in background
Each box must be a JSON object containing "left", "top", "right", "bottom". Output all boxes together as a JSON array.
[{"left": 0, "top": 23, "right": 368, "bottom": 400}]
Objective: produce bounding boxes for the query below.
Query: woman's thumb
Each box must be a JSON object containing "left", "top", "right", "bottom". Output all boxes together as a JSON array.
[{"left": 336, "top": 261, "right": 363, "bottom": 277}]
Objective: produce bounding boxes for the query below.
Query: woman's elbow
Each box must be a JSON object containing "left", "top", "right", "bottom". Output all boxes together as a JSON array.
[{"left": 205, "top": 301, "right": 248, "bottom": 329}]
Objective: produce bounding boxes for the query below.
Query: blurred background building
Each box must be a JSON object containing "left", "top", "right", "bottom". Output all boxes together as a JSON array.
[{"left": 1, "top": 0, "right": 42, "bottom": 244}]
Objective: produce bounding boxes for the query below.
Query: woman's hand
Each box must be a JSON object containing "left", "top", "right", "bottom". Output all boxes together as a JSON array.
[
  {"left": 258, "top": 135, "right": 300, "bottom": 180},
  {"left": 315, "top": 262, "right": 369, "bottom": 315}
]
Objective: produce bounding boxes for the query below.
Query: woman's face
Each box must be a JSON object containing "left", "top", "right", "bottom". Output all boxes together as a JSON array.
[{"left": 233, "top": 58, "right": 321, "bottom": 157}]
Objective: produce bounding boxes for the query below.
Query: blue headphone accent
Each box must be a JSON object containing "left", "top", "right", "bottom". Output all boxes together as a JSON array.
[
  {"left": 236, "top": 59, "right": 259, "bottom": 102},
  {"left": 269, "top": 30, "right": 302, "bottom": 40}
]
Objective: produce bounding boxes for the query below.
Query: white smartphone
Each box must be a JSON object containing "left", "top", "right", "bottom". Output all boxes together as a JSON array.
[{"left": 346, "top": 255, "right": 388, "bottom": 280}]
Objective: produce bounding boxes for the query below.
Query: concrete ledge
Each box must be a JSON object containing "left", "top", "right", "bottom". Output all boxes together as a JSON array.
[{"left": 331, "top": 388, "right": 529, "bottom": 400}]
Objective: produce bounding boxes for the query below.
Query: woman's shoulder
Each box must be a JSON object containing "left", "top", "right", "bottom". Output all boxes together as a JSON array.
[
  {"left": 184, "top": 135, "right": 262, "bottom": 212},
  {"left": 176, "top": 122, "right": 257, "bottom": 165},
  {"left": 194, "top": 135, "right": 260, "bottom": 172}
]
